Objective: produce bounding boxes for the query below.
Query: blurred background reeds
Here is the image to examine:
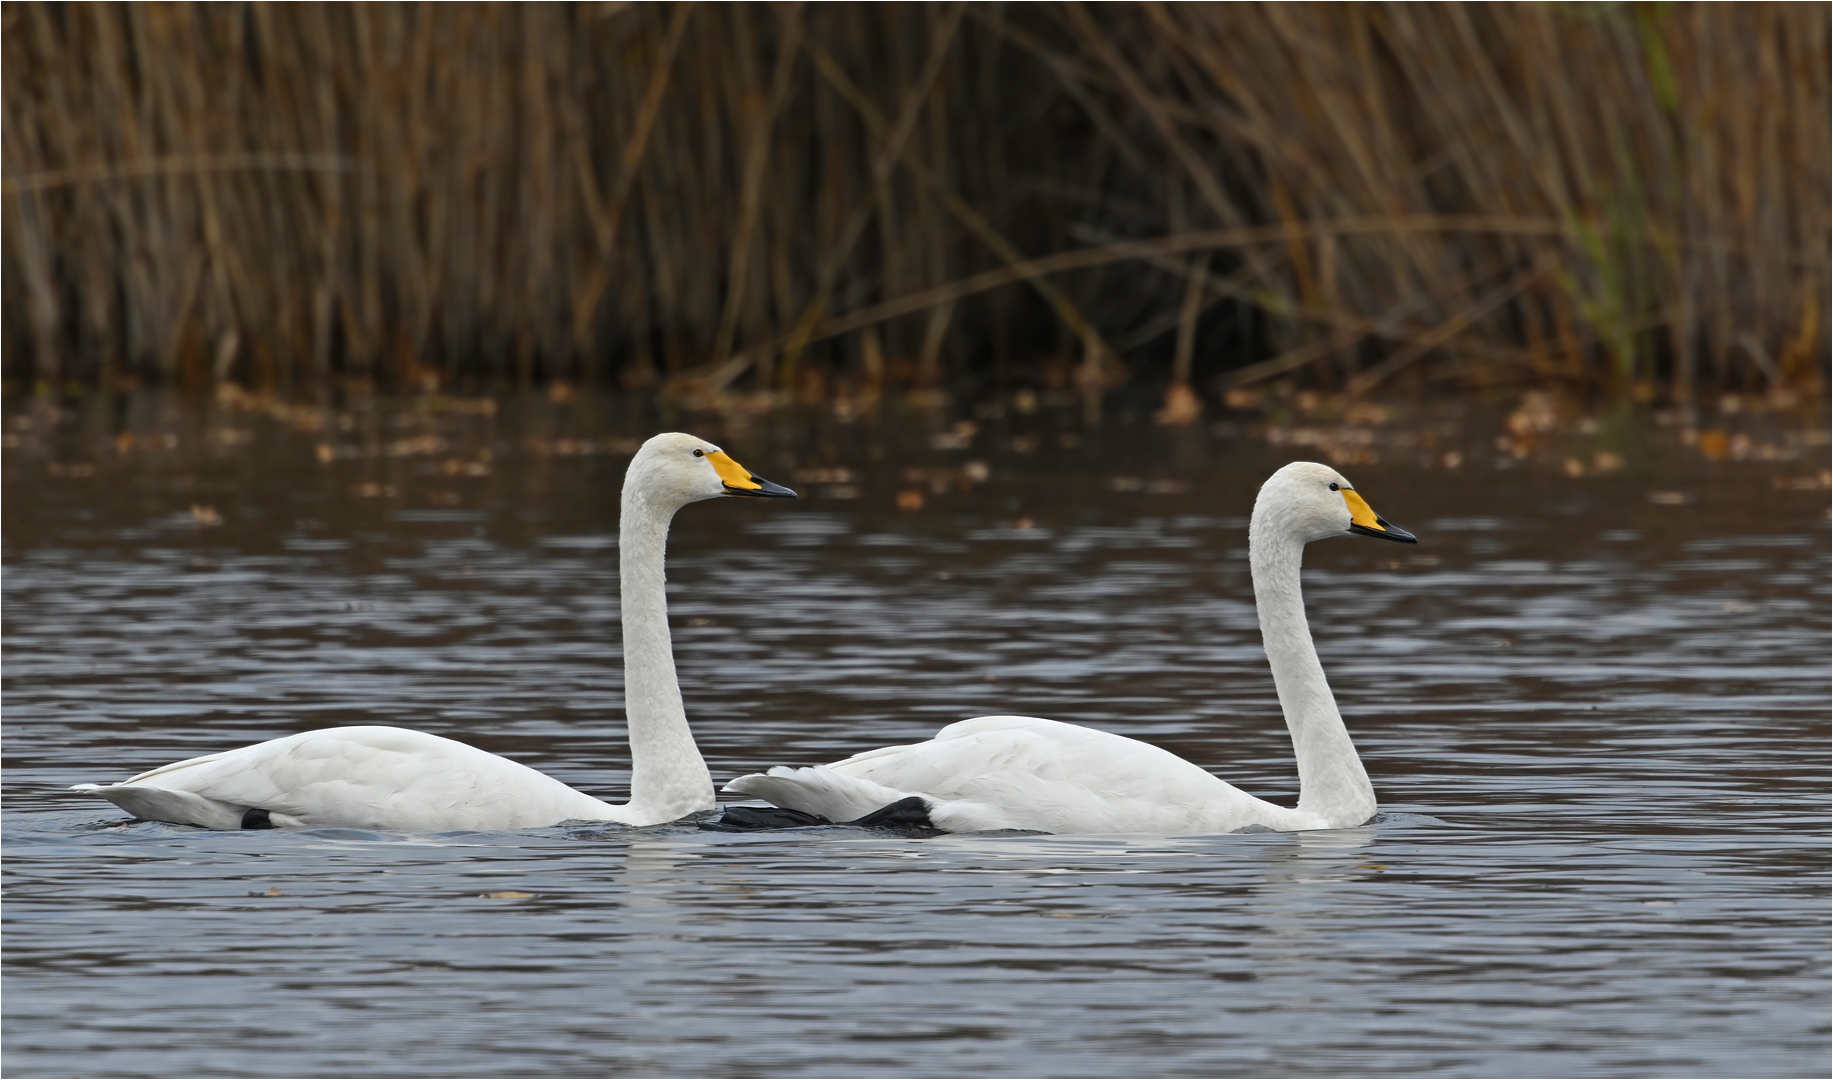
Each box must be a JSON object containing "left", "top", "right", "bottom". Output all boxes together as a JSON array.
[{"left": 4, "top": 1, "right": 1827, "bottom": 405}]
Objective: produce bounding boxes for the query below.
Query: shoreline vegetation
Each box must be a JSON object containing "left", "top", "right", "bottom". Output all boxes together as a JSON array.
[{"left": 3, "top": 3, "right": 1828, "bottom": 412}]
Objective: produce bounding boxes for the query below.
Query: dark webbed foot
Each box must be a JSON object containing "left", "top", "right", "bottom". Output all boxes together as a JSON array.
[
  {"left": 699, "top": 805, "right": 832, "bottom": 831},
  {"left": 700, "top": 795, "right": 937, "bottom": 835},
  {"left": 846, "top": 796, "right": 933, "bottom": 829}
]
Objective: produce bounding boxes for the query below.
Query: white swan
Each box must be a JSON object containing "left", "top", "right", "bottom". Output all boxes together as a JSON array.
[
  {"left": 73, "top": 432, "right": 795, "bottom": 831},
  {"left": 722, "top": 460, "right": 1416, "bottom": 834}
]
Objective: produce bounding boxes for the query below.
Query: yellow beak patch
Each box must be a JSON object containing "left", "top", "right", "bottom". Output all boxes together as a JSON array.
[
  {"left": 1341, "top": 489, "right": 1387, "bottom": 531},
  {"left": 706, "top": 450, "right": 763, "bottom": 491}
]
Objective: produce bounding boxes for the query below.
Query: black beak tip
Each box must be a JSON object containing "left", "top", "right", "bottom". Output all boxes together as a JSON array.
[
  {"left": 726, "top": 476, "right": 798, "bottom": 499},
  {"left": 1350, "top": 519, "right": 1418, "bottom": 544}
]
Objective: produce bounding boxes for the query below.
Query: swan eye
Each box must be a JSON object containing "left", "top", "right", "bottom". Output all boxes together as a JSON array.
[
  {"left": 693, "top": 449, "right": 705, "bottom": 458},
  {"left": 1329, "top": 482, "right": 1340, "bottom": 491}
]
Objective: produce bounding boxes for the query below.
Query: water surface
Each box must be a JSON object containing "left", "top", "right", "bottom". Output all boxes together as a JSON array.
[{"left": 5, "top": 394, "right": 1828, "bottom": 1078}]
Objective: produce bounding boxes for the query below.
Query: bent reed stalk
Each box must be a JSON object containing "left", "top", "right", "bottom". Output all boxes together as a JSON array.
[{"left": 3, "top": 2, "right": 1825, "bottom": 402}]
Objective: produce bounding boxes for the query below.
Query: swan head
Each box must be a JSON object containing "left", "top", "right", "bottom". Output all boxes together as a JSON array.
[
  {"left": 1256, "top": 461, "right": 1417, "bottom": 546},
  {"left": 626, "top": 432, "right": 797, "bottom": 510}
]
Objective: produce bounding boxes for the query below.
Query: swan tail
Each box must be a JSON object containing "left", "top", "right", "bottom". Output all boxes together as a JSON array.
[
  {"left": 722, "top": 766, "right": 918, "bottom": 823},
  {"left": 72, "top": 782, "right": 249, "bottom": 830}
]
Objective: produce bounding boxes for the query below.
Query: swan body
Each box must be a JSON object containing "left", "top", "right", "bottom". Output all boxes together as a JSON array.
[
  {"left": 75, "top": 432, "right": 795, "bottom": 831},
  {"left": 724, "top": 461, "right": 1416, "bottom": 835}
]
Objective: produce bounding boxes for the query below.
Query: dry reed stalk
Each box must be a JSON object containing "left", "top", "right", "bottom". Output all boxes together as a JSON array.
[
  {"left": 1081, "top": 2, "right": 1829, "bottom": 396},
  {"left": 1, "top": 3, "right": 1824, "bottom": 402}
]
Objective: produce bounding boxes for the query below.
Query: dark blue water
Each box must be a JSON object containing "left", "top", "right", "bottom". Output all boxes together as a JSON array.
[{"left": 5, "top": 392, "right": 1828, "bottom": 1077}]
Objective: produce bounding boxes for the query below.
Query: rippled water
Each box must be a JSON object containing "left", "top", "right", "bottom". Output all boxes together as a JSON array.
[{"left": 5, "top": 394, "right": 1828, "bottom": 1078}]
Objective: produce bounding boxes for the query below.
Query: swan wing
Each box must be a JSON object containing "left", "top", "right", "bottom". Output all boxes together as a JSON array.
[
  {"left": 75, "top": 726, "right": 622, "bottom": 831},
  {"left": 728, "top": 716, "right": 1296, "bottom": 834}
]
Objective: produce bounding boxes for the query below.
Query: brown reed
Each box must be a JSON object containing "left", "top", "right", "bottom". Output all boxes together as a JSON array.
[{"left": 3, "top": 2, "right": 1826, "bottom": 402}]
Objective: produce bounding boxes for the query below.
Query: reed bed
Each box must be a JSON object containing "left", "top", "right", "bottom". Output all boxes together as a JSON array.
[{"left": 3, "top": 2, "right": 1826, "bottom": 403}]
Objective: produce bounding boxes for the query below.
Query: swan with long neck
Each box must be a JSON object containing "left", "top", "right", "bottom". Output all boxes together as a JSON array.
[
  {"left": 721, "top": 461, "right": 1415, "bottom": 834},
  {"left": 74, "top": 432, "right": 795, "bottom": 831}
]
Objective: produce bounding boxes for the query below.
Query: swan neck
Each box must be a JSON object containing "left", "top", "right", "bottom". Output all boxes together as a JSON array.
[
  {"left": 1248, "top": 527, "right": 1375, "bottom": 826},
  {"left": 618, "top": 489, "right": 713, "bottom": 818}
]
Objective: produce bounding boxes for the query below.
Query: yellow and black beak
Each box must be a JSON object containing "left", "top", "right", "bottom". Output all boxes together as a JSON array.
[
  {"left": 707, "top": 451, "right": 797, "bottom": 499},
  {"left": 1343, "top": 489, "right": 1417, "bottom": 544}
]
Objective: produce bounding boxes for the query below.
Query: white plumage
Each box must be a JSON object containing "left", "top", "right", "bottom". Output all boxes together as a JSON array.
[
  {"left": 724, "top": 461, "right": 1417, "bottom": 835},
  {"left": 74, "top": 432, "right": 795, "bottom": 831}
]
